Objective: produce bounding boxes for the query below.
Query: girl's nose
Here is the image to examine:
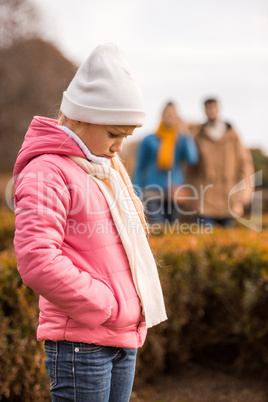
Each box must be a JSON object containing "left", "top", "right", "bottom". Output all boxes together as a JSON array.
[{"left": 111, "top": 139, "right": 124, "bottom": 153}]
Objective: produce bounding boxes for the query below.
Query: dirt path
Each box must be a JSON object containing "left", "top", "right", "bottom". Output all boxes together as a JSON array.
[{"left": 130, "top": 364, "right": 268, "bottom": 402}]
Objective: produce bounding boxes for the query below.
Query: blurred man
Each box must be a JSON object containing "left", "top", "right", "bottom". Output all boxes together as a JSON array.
[{"left": 187, "top": 98, "right": 254, "bottom": 227}]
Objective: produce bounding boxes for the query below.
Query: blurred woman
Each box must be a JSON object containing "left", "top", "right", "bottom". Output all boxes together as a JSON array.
[{"left": 133, "top": 102, "right": 198, "bottom": 223}]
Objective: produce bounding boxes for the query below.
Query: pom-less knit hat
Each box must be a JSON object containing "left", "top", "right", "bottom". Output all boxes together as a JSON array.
[{"left": 60, "top": 43, "right": 145, "bottom": 126}]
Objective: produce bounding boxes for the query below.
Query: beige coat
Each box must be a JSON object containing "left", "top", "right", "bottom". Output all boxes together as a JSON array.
[{"left": 187, "top": 123, "right": 254, "bottom": 218}]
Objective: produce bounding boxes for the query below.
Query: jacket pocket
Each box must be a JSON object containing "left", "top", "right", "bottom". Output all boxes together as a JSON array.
[
  {"left": 104, "top": 296, "right": 142, "bottom": 329},
  {"left": 104, "top": 296, "right": 119, "bottom": 326}
]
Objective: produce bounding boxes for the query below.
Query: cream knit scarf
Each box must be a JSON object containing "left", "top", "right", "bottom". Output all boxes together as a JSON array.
[{"left": 69, "top": 155, "right": 167, "bottom": 329}]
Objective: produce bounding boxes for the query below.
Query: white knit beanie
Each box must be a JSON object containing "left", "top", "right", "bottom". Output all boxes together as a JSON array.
[{"left": 60, "top": 43, "right": 145, "bottom": 126}]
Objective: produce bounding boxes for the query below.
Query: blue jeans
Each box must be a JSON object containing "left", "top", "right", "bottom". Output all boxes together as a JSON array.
[
  {"left": 146, "top": 198, "right": 179, "bottom": 223},
  {"left": 44, "top": 340, "right": 137, "bottom": 402},
  {"left": 201, "top": 217, "right": 234, "bottom": 228}
]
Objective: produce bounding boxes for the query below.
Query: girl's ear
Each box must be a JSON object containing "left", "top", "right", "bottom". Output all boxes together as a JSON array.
[
  {"left": 70, "top": 120, "right": 81, "bottom": 126},
  {"left": 61, "top": 118, "right": 82, "bottom": 134},
  {"left": 69, "top": 120, "right": 90, "bottom": 137}
]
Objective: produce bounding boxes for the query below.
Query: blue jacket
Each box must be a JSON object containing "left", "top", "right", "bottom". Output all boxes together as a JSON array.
[{"left": 133, "top": 133, "right": 198, "bottom": 193}]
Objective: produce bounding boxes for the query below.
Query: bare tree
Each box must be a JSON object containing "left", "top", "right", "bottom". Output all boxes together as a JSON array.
[{"left": 0, "top": 0, "right": 40, "bottom": 48}]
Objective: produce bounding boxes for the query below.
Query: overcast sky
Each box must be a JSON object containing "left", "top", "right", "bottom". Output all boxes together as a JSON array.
[{"left": 32, "top": 0, "right": 268, "bottom": 152}]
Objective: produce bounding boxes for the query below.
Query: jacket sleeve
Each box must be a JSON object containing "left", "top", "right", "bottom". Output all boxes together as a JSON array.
[
  {"left": 14, "top": 160, "right": 116, "bottom": 330},
  {"left": 132, "top": 136, "right": 151, "bottom": 192},
  {"left": 180, "top": 134, "right": 199, "bottom": 165},
  {"left": 235, "top": 138, "right": 255, "bottom": 206}
]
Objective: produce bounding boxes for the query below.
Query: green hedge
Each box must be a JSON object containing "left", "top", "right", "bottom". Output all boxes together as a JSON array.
[
  {"left": 0, "top": 210, "right": 15, "bottom": 251},
  {"left": 136, "top": 229, "right": 268, "bottom": 384},
  {"left": 1, "top": 221, "right": 268, "bottom": 398},
  {"left": 0, "top": 249, "right": 49, "bottom": 401}
]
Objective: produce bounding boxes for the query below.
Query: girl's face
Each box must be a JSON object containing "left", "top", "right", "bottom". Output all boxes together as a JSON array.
[{"left": 73, "top": 123, "right": 135, "bottom": 160}]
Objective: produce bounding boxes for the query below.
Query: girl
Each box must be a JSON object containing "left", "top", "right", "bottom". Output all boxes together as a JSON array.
[{"left": 13, "top": 44, "right": 167, "bottom": 401}]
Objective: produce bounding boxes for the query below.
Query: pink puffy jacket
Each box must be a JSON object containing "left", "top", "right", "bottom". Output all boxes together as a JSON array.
[{"left": 14, "top": 116, "right": 146, "bottom": 348}]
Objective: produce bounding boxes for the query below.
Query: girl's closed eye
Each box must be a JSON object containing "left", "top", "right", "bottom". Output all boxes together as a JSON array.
[
  {"left": 109, "top": 132, "right": 128, "bottom": 140},
  {"left": 109, "top": 132, "right": 119, "bottom": 138}
]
